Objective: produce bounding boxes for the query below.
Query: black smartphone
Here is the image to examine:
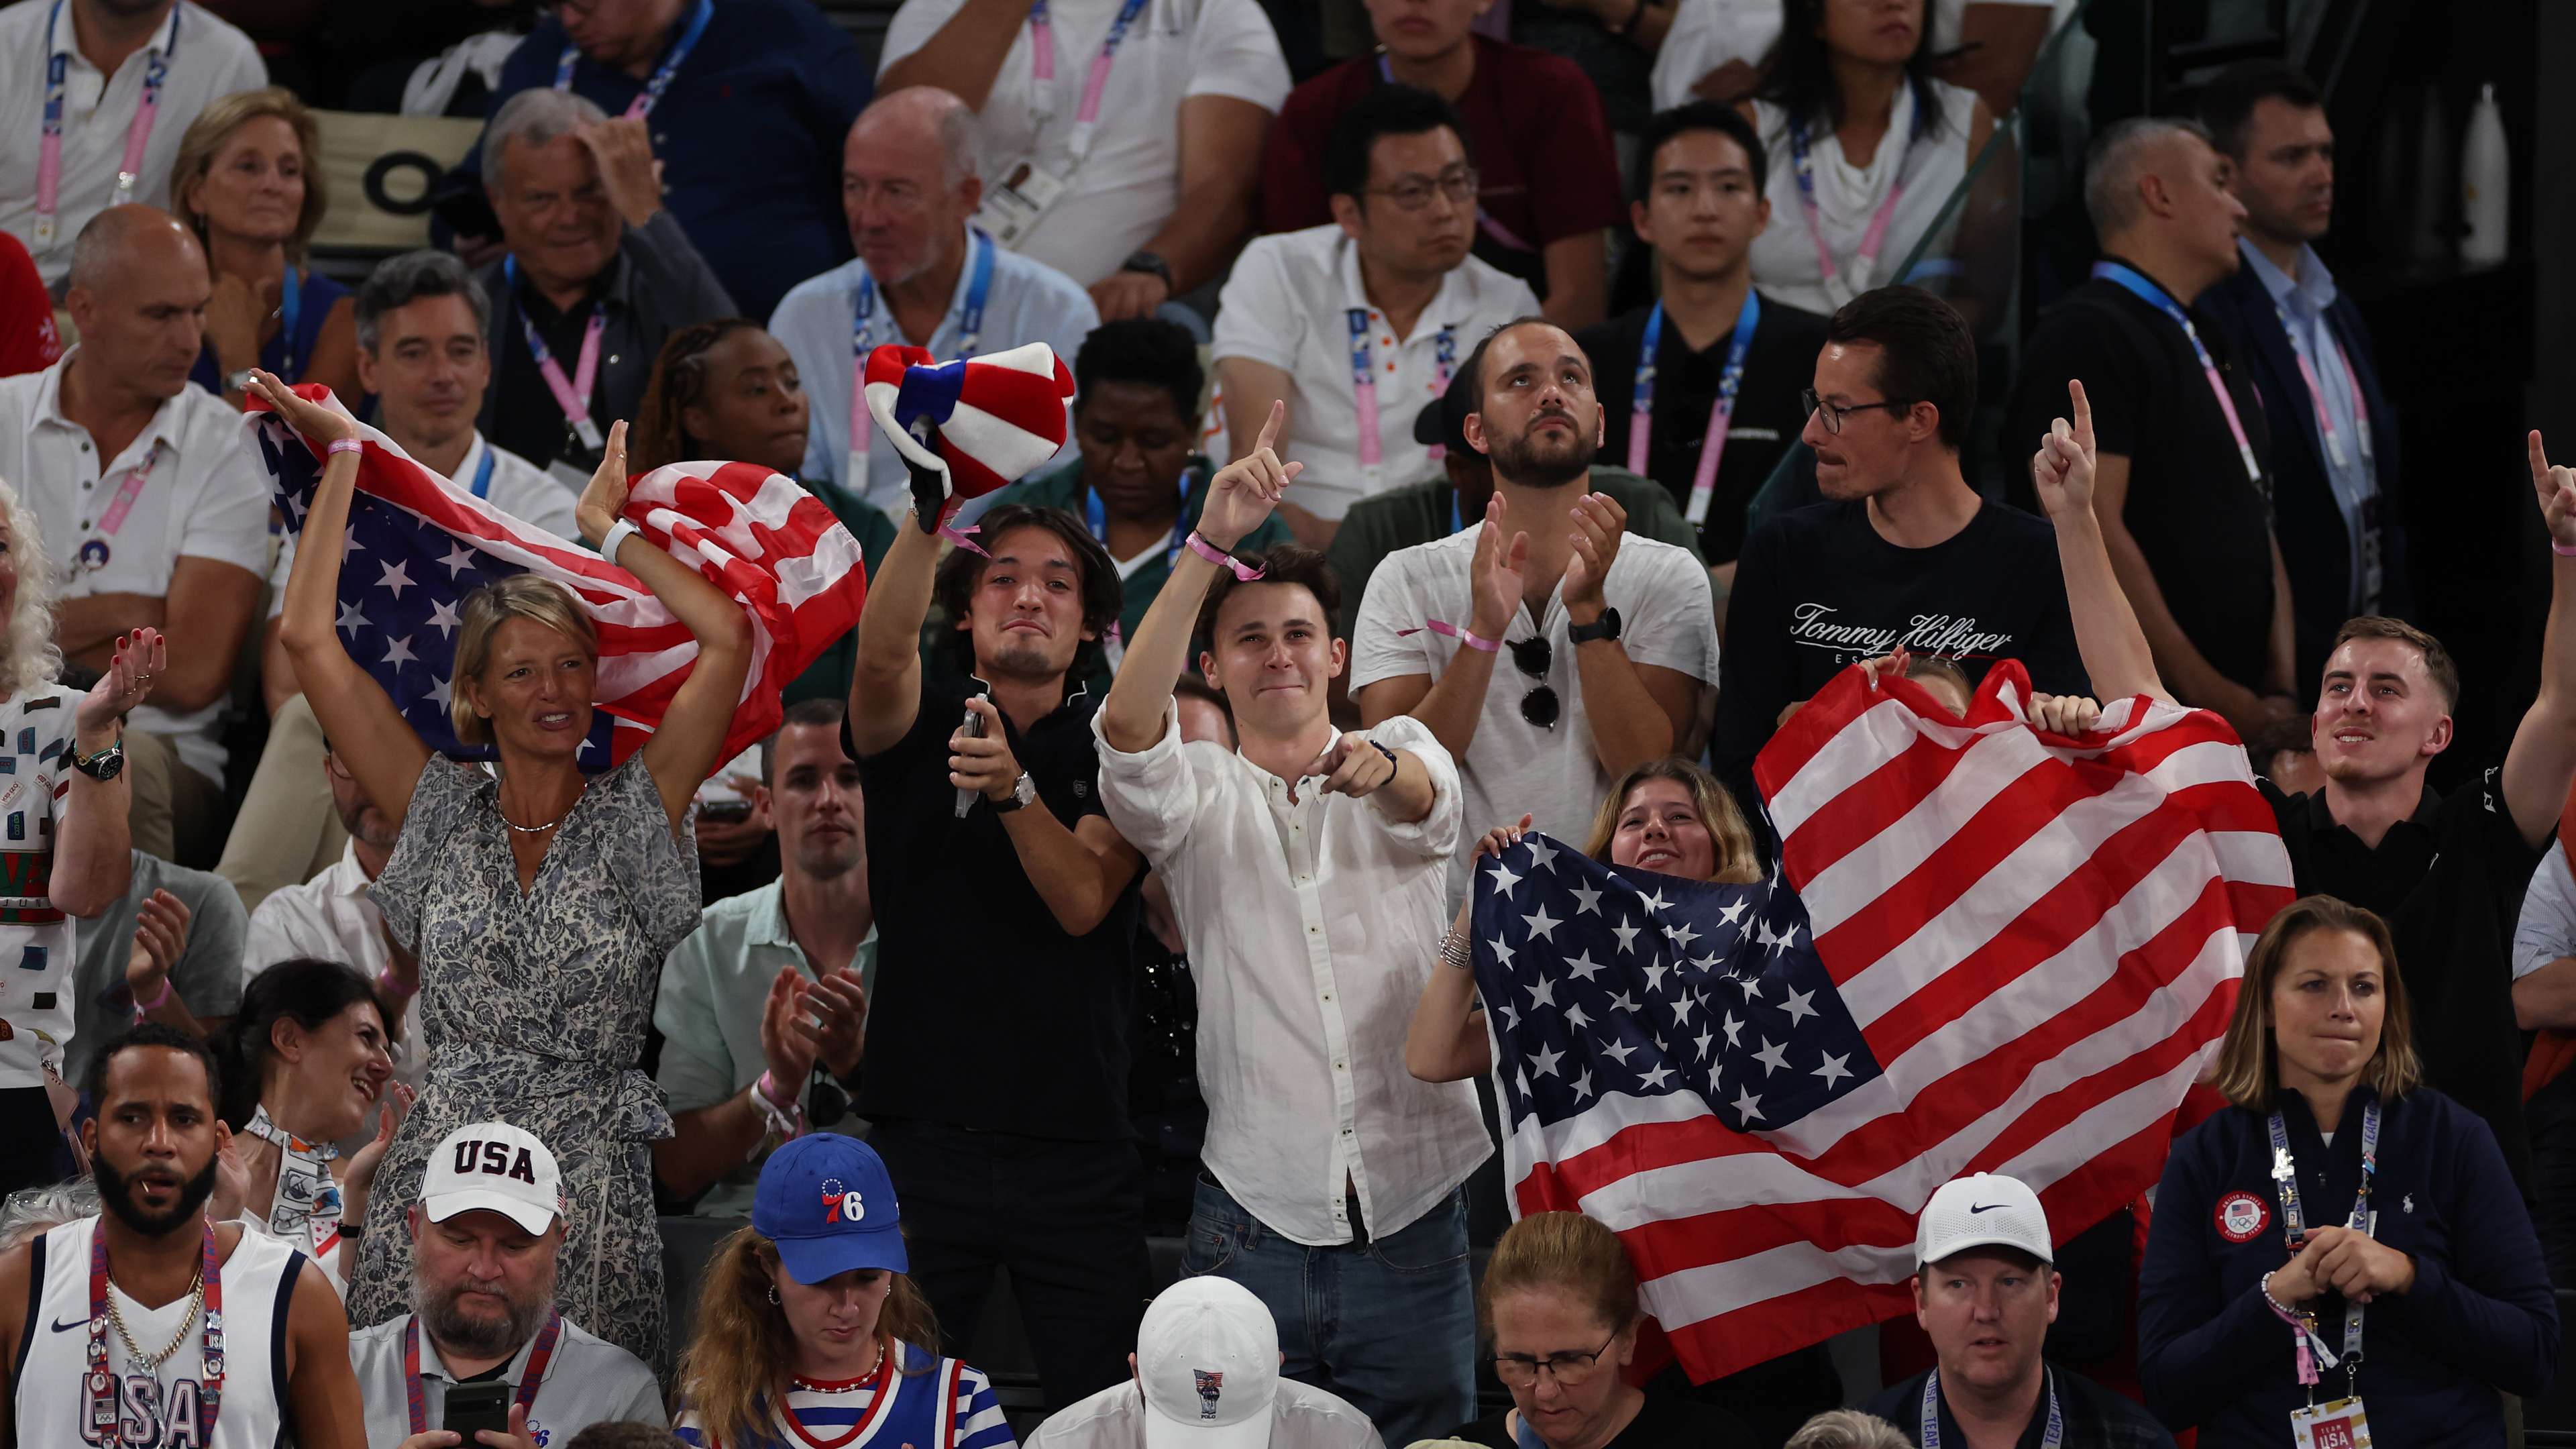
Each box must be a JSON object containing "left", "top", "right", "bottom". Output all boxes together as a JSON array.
[
  {"left": 700, "top": 798, "right": 753, "bottom": 824},
  {"left": 443, "top": 1381, "right": 513, "bottom": 1442}
]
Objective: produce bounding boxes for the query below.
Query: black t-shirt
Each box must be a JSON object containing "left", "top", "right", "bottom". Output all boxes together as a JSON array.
[
  {"left": 1453, "top": 1391, "right": 1761, "bottom": 1449},
  {"left": 2004, "top": 264, "right": 2277, "bottom": 694},
  {"left": 1712, "top": 498, "right": 2087, "bottom": 796},
  {"left": 1862, "top": 1364, "right": 2178, "bottom": 1448},
  {"left": 847, "top": 683, "right": 1142, "bottom": 1140},
  {"left": 1577, "top": 293, "right": 1831, "bottom": 566},
  {"left": 2259, "top": 769, "right": 2542, "bottom": 1181}
]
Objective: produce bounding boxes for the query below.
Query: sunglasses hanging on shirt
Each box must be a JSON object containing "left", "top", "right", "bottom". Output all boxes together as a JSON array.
[{"left": 1509, "top": 636, "right": 1560, "bottom": 729}]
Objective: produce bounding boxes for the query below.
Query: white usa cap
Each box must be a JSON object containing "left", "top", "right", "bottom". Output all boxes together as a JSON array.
[
  {"left": 1916, "top": 1172, "right": 2053, "bottom": 1268},
  {"left": 1139, "top": 1277, "right": 1278, "bottom": 1449},
  {"left": 421, "top": 1122, "right": 563, "bottom": 1235}
]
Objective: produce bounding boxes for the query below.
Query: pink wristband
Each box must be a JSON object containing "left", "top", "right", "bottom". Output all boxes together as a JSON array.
[
  {"left": 1398, "top": 620, "right": 1501, "bottom": 653},
  {"left": 1185, "top": 532, "right": 1264, "bottom": 581},
  {"left": 2554, "top": 539, "right": 2576, "bottom": 558},
  {"left": 327, "top": 438, "right": 362, "bottom": 456},
  {"left": 757, "top": 1070, "right": 798, "bottom": 1110},
  {"left": 131, "top": 976, "right": 171, "bottom": 1016},
  {"left": 375, "top": 967, "right": 418, "bottom": 1002}
]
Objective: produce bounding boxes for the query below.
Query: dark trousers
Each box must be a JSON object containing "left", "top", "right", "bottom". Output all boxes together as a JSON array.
[
  {"left": 0, "top": 1085, "right": 72, "bottom": 1206},
  {"left": 2527, "top": 1069, "right": 2576, "bottom": 1287},
  {"left": 869, "top": 1118, "right": 1150, "bottom": 1410}
]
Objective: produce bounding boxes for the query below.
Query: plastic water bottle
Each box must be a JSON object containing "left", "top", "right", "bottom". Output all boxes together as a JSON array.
[{"left": 2462, "top": 83, "right": 2510, "bottom": 266}]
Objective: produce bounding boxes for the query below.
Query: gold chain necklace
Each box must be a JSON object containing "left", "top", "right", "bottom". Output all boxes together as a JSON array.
[{"left": 106, "top": 1263, "right": 205, "bottom": 1371}]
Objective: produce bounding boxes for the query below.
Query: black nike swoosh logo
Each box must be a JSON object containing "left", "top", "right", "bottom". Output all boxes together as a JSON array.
[
  {"left": 50, "top": 1316, "right": 85, "bottom": 1333},
  {"left": 1968, "top": 1203, "right": 2006, "bottom": 1214}
]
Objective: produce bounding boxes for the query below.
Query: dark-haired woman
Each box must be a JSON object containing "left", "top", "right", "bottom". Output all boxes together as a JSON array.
[
  {"left": 1739, "top": 0, "right": 1997, "bottom": 316},
  {"left": 674, "top": 1133, "right": 1016, "bottom": 1449},
  {"left": 213, "top": 957, "right": 411, "bottom": 1294},
  {"left": 2138, "top": 894, "right": 2559, "bottom": 1448}
]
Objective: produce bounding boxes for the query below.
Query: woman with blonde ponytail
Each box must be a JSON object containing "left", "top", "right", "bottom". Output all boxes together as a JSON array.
[{"left": 674, "top": 1134, "right": 1017, "bottom": 1449}]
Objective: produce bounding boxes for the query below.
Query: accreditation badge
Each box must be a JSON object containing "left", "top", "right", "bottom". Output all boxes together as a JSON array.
[
  {"left": 971, "top": 160, "right": 1070, "bottom": 248},
  {"left": 2291, "top": 1397, "right": 2372, "bottom": 1449}
]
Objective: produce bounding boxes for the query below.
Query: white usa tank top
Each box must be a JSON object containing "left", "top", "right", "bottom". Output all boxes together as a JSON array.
[{"left": 14, "top": 1216, "right": 303, "bottom": 1448}]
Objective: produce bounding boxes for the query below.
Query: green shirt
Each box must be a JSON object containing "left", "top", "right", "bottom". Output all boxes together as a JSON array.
[
  {"left": 786, "top": 477, "right": 903, "bottom": 707},
  {"left": 1321, "top": 464, "right": 1711, "bottom": 639},
  {"left": 651, "top": 879, "right": 879, "bottom": 1217}
]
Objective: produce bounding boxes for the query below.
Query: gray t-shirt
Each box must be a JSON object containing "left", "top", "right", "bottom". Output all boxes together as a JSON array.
[
  {"left": 66, "top": 851, "right": 246, "bottom": 1085},
  {"left": 349, "top": 1310, "right": 665, "bottom": 1446}
]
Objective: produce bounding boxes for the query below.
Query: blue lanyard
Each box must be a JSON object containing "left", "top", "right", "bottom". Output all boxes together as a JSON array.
[
  {"left": 1921, "top": 1368, "right": 2060, "bottom": 1449},
  {"left": 1447, "top": 487, "right": 1462, "bottom": 536},
  {"left": 2268, "top": 1097, "right": 2380, "bottom": 1389},
  {"left": 1632, "top": 288, "right": 1758, "bottom": 525},
  {"left": 278, "top": 264, "right": 301, "bottom": 378},
  {"left": 1083, "top": 470, "right": 1193, "bottom": 569},
  {"left": 853, "top": 229, "right": 994, "bottom": 364},
  {"left": 468, "top": 443, "right": 496, "bottom": 500},
  {"left": 556, "top": 0, "right": 712, "bottom": 116},
  {"left": 2091, "top": 260, "right": 2264, "bottom": 488}
]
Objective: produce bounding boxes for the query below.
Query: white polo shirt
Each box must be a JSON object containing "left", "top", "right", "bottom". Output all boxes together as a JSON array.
[
  {"left": 1214, "top": 225, "right": 1538, "bottom": 521},
  {"left": 877, "top": 0, "right": 1290, "bottom": 286},
  {"left": 0, "top": 352, "right": 270, "bottom": 784},
  {"left": 266, "top": 429, "right": 576, "bottom": 620},
  {"left": 768, "top": 231, "right": 1101, "bottom": 517},
  {"left": 1650, "top": 0, "right": 2067, "bottom": 109},
  {"left": 1350, "top": 529, "right": 1721, "bottom": 904},
  {"left": 0, "top": 0, "right": 267, "bottom": 287}
]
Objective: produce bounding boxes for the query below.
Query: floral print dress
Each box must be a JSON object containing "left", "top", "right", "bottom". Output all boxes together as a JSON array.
[{"left": 345, "top": 752, "right": 700, "bottom": 1372}]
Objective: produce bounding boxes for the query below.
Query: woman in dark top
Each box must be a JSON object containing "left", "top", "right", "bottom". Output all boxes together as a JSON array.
[
  {"left": 2138, "top": 894, "right": 2559, "bottom": 1448},
  {"left": 1452, "top": 1212, "right": 1760, "bottom": 1449},
  {"left": 172, "top": 87, "right": 358, "bottom": 405}
]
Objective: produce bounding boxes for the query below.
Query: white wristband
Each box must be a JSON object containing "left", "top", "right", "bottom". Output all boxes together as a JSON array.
[{"left": 599, "top": 519, "right": 641, "bottom": 561}]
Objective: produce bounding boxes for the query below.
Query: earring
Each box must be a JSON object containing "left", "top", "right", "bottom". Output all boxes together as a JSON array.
[{"left": 769, "top": 1285, "right": 781, "bottom": 1305}]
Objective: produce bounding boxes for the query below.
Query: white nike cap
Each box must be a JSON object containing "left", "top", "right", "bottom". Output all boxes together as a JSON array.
[
  {"left": 1138, "top": 1277, "right": 1278, "bottom": 1449},
  {"left": 1916, "top": 1172, "right": 2053, "bottom": 1267},
  {"left": 421, "top": 1122, "right": 563, "bottom": 1235}
]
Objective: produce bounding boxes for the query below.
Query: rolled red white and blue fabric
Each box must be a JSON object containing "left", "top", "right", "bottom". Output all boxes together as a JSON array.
[{"left": 862, "top": 341, "right": 1076, "bottom": 528}]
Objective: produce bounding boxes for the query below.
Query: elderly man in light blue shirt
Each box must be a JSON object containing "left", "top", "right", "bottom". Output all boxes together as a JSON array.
[
  {"left": 652, "top": 697, "right": 877, "bottom": 1218},
  {"left": 769, "top": 85, "right": 1099, "bottom": 519}
]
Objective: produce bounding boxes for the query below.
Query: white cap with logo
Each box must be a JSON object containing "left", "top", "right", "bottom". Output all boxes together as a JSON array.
[
  {"left": 1138, "top": 1277, "right": 1278, "bottom": 1449},
  {"left": 421, "top": 1122, "right": 564, "bottom": 1236},
  {"left": 1916, "top": 1172, "right": 2053, "bottom": 1268}
]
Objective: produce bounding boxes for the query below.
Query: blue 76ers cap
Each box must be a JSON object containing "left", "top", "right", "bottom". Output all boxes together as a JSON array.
[{"left": 753, "top": 1133, "right": 910, "bottom": 1284}]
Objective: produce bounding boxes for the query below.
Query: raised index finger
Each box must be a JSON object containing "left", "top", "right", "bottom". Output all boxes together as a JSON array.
[
  {"left": 1254, "top": 398, "right": 1286, "bottom": 456},
  {"left": 2068, "top": 379, "right": 2093, "bottom": 448},
  {"left": 2532, "top": 429, "right": 2553, "bottom": 490}
]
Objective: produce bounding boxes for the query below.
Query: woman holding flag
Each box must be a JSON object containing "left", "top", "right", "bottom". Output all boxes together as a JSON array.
[{"left": 251, "top": 368, "right": 754, "bottom": 1372}]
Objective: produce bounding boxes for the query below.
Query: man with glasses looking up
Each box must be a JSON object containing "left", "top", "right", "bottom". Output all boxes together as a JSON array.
[
  {"left": 1713, "top": 286, "right": 2084, "bottom": 841},
  {"left": 1214, "top": 85, "right": 1538, "bottom": 549}
]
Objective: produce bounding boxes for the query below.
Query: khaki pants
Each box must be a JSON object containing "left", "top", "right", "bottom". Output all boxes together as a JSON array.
[
  {"left": 124, "top": 730, "right": 229, "bottom": 868},
  {"left": 211, "top": 694, "right": 347, "bottom": 916}
]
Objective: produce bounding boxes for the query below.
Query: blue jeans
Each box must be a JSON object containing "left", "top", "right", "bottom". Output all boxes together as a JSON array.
[{"left": 1183, "top": 1174, "right": 1476, "bottom": 1448}]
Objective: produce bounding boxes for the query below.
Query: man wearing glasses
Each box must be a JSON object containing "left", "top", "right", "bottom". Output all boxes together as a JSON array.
[
  {"left": 1711, "top": 286, "right": 2084, "bottom": 844},
  {"left": 1214, "top": 85, "right": 1540, "bottom": 549},
  {"left": 1353, "top": 317, "right": 1719, "bottom": 906}
]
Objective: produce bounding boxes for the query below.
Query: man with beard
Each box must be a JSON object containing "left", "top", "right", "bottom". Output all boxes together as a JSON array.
[
  {"left": 351, "top": 1122, "right": 665, "bottom": 1446},
  {"left": 843, "top": 498, "right": 1149, "bottom": 1407},
  {"left": 0, "top": 1022, "right": 365, "bottom": 1447},
  {"left": 1352, "top": 317, "right": 1719, "bottom": 901},
  {"left": 654, "top": 698, "right": 876, "bottom": 1217}
]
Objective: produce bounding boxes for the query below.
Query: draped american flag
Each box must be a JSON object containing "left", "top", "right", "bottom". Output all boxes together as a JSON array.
[
  {"left": 246, "top": 389, "right": 867, "bottom": 766},
  {"left": 1474, "top": 659, "right": 2295, "bottom": 1382}
]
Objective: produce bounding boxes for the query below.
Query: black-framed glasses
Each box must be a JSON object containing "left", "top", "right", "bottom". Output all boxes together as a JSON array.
[
  {"left": 1509, "top": 635, "right": 1559, "bottom": 730},
  {"left": 1366, "top": 165, "right": 1480, "bottom": 212},
  {"left": 1801, "top": 388, "right": 1914, "bottom": 435},
  {"left": 1492, "top": 1330, "right": 1620, "bottom": 1389}
]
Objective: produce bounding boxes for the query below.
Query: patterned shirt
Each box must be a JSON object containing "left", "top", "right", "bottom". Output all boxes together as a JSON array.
[
  {"left": 675, "top": 1344, "right": 1016, "bottom": 1449},
  {"left": 0, "top": 684, "right": 80, "bottom": 1090}
]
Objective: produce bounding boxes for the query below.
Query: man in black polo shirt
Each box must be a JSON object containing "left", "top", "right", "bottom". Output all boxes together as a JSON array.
[
  {"left": 2030, "top": 380, "right": 2576, "bottom": 1185},
  {"left": 2004, "top": 116, "right": 2294, "bottom": 741},
  {"left": 844, "top": 499, "right": 1148, "bottom": 1405},
  {"left": 1576, "top": 102, "right": 1829, "bottom": 602}
]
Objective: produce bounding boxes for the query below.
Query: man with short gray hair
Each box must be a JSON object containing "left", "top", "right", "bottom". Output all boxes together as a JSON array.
[
  {"left": 474, "top": 87, "right": 734, "bottom": 484},
  {"left": 767, "top": 86, "right": 1100, "bottom": 518}
]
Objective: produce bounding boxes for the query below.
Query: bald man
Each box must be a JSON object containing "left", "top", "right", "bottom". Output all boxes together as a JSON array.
[
  {"left": 2005, "top": 117, "right": 2294, "bottom": 740},
  {"left": 0, "top": 205, "right": 269, "bottom": 865},
  {"left": 768, "top": 86, "right": 1099, "bottom": 518}
]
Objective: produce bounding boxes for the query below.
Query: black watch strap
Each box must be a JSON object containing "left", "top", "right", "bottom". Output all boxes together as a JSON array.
[{"left": 1568, "top": 608, "right": 1623, "bottom": 645}]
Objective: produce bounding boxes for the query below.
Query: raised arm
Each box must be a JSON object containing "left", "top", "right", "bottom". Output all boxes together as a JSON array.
[
  {"left": 48, "top": 627, "right": 158, "bottom": 918},
  {"left": 1360, "top": 495, "right": 1527, "bottom": 755},
  {"left": 256, "top": 372, "right": 434, "bottom": 825},
  {"left": 1407, "top": 816, "right": 1528, "bottom": 1083},
  {"left": 2031, "top": 380, "right": 2175, "bottom": 708},
  {"left": 845, "top": 512, "right": 937, "bottom": 760},
  {"left": 2499, "top": 430, "right": 2576, "bottom": 849},
  {"left": 576, "top": 423, "right": 756, "bottom": 834},
  {"left": 1560, "top": 491, "right": 1695, "bottom": 775}
]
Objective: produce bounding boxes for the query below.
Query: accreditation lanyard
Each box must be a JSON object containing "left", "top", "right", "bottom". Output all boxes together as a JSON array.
[
  {"left": 78, "top": 441, "right": 159, "bottom": 578},
  {"left": 1028, "top": 0, "right": 1152, "bottom": 164},
  {"left": 405, "top": 1311, "right": 561, "bottom": 1435},
  {"left": 1921, "top": 1367, "right": 2060, "bottom": 1449},
  {"left": 847, "top": 229, "right": 996, "bottom": 496},
  {"left": 2268, "top": 1097, "right": 2379, "bottom": 1396},
  {"left": 555, "top": 0, "right": 712, "bottom": 118},
  {"left": 467, "top": 441, "right": 496, "bottom": 500},
  {"left": 2092, "top": 261, "right": 2263, "bottom": 491},
  {"left": 504, "top": 257, "right": 607, "bottom": 453},
  {"left": 1348, "top": 309, "right": 1456, "bottom": 488},
  {"left": 1083, "top": 471, "right": 1193, "bottom": 570},
  {"left": 1631, "top": 289, "right": 1760, "bottom": 525},
  {"left": 2273, "top": 303, "right": 2375, "bottom": 472},
  {"left": 35, "top": 0, "right": 179, "bottom": 252},
  {"left": 83, "top": 1221, "right": 223, "bottom": 1445},
  {"left": 1786, "top": 117, "right": 1907, "bottom": 310},
  {"left": 277, "top": 265, "right": 303, "bottom": 379}
]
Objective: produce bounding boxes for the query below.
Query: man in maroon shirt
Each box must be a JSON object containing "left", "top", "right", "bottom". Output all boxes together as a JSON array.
[{"left": 1258, "top": 0, "right": 1621, "bottom": 330}]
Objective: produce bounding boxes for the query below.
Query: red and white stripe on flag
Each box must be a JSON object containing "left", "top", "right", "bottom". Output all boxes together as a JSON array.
[{"left": 1504, "top": 659, "right": 2294, "bottom": 1383}]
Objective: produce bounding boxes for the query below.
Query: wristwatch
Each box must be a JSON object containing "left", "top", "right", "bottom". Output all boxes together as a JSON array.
[
  {"left": 71, "top": 734, "right": 124, "bottom": 782},
  {"left": 990, "top": 771, "right": 1038, "bottom": 813},
  {"left": 1119, "top": 251, "right": 1173, "bottom": 289},
  {"left": 1568, "top": 608, "right": 1624, "bottom": 646}
]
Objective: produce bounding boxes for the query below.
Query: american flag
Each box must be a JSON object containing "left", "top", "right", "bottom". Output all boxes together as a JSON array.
[
  {"left": 1474, "top": 660, "right": 2294, "bottom": 1381},
  {"left": 246, "top": 390, "right": 867, "bottom": 766}
]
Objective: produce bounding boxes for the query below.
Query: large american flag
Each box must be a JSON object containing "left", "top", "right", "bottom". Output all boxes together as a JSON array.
[
  {"left": 1474, "top": 660, "right": 2294, "bottom": 1381},
  {"left": 247, "top": 390, "right": 867, "bottom": 766}
]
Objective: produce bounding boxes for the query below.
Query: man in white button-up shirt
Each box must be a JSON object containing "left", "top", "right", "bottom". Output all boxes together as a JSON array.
[{"left": 1095, "top": 402, "right": 1487, "bottom": 1448}]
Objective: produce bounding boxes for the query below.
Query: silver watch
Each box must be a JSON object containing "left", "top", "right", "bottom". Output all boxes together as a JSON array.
[{"left": 991, "top": 771, "right": 1038, "bottom": 813}]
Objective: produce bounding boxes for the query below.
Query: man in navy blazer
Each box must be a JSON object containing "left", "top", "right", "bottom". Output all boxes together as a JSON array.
[{"left": 2196, "top": 60, "right": 2413, "bottom": 688}]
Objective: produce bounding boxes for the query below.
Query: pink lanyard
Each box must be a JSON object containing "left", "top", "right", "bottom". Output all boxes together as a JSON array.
[
  {"left": 1348, "top": 308, "right": 1456, "bottom": 482},
  {"left": 505, "top": 258, "right": 606, "bottom": 452},
  {"left": 1028, "top": 0, "right": 1151, "bottom": 160},
  {"left": 2275, "top": 303, "right": 2373, "bottom": 471},
  {"left": 2093, "top": 262, "right": 2264, "bottom": 490},
  {"left": 76, "top": 443, "right": 157, "bottom": 576},
  {"left": 1786, "top": 117, "right": 1907, "bottom": 309},
  {"left": 35, "top": 0, "right": 177, "bottom": 252}
]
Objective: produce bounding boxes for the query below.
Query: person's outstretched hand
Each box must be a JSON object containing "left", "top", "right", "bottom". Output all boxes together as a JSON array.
[
  {"left": 578, "top": 420, "right": 634, "bottom": 550},
  {"left": 246, "top": 369, "right": 358, "bottom": 444},
  {"left": 77, "top": 627, "right": 162, "bottom": 741},
  {"left": 2530, "top": 429, "right": 2576, "bottom": 551},
  {"left": 1195, "top": 400, "right": 1301, "bottom": 551},
  {"left": 2031, "top": 378, "right": 2096, "bottom": 519}
]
